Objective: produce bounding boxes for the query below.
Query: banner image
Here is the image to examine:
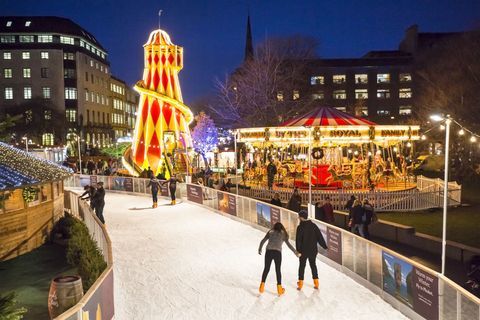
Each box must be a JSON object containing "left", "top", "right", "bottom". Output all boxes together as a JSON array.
[
  {"left": 270, "top": 207, "right": 280, "bottom": 226},
  {"left": 326, "top": 227, "right": 342, "bottom": 264},
  {"left": 90, "top": 175, "right": 97, "bottom": 187},
  {"left": 123, "top": 178, "right": 133, "bottom": 192},
  {"left": 411, "top": 267, "right": 439, "bottom": 320},
  {"left": 187, "top": 185, "right": 203, "bottom": 204},
  {"left": 256, "top": 203, "right": 271, "bottom": 228},
  {"left": 382, "top": 251, "right": 414, "bottom": 307},
  {"left": 160, "top": 180, "right": 169, "bottom": 197},
  {"left": 218, "top": 192, "right": 236, "bottom": 216},
  {"left": 112, "top": 177, "right": 127, "bottom": 191}
]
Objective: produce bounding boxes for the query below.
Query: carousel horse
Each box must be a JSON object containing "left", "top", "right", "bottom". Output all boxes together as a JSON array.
[{"left": 325, "top": 165, "right": 353, "bottom": 187}]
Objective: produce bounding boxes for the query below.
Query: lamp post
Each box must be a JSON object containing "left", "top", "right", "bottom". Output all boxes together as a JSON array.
[
  {"left": 430, "top": 114, "right": 451, "bottom": 275},
  {"left": 22, "top": 136, "right": 28, "bottom": 152},
  {"left": 70, "top": 132, "right": 83, "bottom": 174}
]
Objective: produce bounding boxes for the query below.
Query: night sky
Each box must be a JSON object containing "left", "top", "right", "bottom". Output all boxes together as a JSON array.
[{"left": 1, "top": 0, "right": 479, "bottom": 104}]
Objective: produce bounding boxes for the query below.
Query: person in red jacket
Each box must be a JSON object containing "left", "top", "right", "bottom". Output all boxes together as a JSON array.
[{"left": 322, "top": 197, "right": 335, "bottom": 223}]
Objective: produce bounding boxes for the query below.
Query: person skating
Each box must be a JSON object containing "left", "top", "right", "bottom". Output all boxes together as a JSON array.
[
  {"left": 258, "top": 222, "right": 300, "bottom": 296},
  {"left": 92, "top": 182, "right": 106, "bottom": 224},
  {"left": 295, "top": 210, "right": 328, "bottom": 290},
  {"left": 147, "top": 177, "right": 161, "bottom": 208},
  {"left": 162, "top": 175, "right": 177, "bottom": 205},
  {"left": 79, "top": 185, "right": 96, "bottom": 209}
]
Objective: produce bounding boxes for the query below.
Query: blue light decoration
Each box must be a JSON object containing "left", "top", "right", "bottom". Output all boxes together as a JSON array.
[{"left": 191, "top": 112, "right": 218, "bottom": 159}]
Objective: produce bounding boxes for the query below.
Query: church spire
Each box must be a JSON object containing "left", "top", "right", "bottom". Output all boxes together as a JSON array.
[{"left": 244, "top": 14, "right": 253, "bottom": 62}]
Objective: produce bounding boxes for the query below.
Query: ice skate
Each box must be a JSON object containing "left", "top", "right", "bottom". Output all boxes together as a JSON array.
[
  {"left": 277, "top": 284, "right": 285, "bottom": 296},
  {"left": 297, "top": 280, "right": 303, "bottom": 290},
  {"left": 152, "top": 202, "right": 157, "bottom": 208},
  {"left": 259, "top": 282, "right": 265, "bottom": 293},
  {"left": 313, "top": 278, "right": 319, "bottom": 289}
]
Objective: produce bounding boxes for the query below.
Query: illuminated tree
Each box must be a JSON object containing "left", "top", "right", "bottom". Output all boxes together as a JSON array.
[{"left": 191, "top": 112, "right": 218, "bottom": 166}]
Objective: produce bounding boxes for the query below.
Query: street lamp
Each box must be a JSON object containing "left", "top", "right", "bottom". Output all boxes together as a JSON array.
[
  {"left": 429, "top": 114, "right": 451, "bottom": 275},
  {"left": 22, "top": 136, "right": 28, "bottom": 152},
  {"left": 70, "top": 133, "right": 83, "bottom": 174}
]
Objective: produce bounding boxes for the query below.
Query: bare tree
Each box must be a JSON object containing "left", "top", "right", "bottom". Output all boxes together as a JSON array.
[{"left": 210, "top": 35, "right": 319, "bottom": 128}]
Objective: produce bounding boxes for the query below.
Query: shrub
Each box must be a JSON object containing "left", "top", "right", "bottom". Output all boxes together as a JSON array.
[{"left": 0, "top": 292, "right": 27, "bottom": 320}]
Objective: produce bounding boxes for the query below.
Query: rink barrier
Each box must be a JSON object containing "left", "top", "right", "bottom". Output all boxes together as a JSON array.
[
  {"left": 55, "top": 190, "right": 114, "bottom": 320},
  {"left": 64, "top": 175, "right": 479, "bottom": 320}
]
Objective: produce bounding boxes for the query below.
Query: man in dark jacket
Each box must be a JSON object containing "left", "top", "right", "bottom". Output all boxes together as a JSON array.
[
  {"left": 92, "top": 182, "right": 106, "bottom": 224},
  {"left": 295, "top": 210, "right": 328, "bottom": 290},
  {"left": 266, "top": 159, "right": 277, "bottom": 190}
]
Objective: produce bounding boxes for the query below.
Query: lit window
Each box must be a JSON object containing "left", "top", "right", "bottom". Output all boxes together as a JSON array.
[
  {"left": 399, "top": 105, "right": 412, "bottom": 115},
  {"left": 90, "top": 60, "right": 94, "bottom": 67},
  {"left": 41, "top": 68, "right": 49, "bottom": 78},
  {"left": 42, "top": 133, "right": 54, "bottom": 146},
  {"left": 91, "top": 91, "right": 94, "bottom": 101},
  {"left": 25, "top": 21, "right": 31, "bottom": 27},
  {"left": 4, "top": 68, "right": 12, "bottom": 78},
  {"left": 312, "top": 91, "right": 324, "bottom": 100},
  {"left": 399, "top": 88, "right": 412, "bottom": 98},
  {"left": 64, "top": 69, "right": 76, "bottom": 79},
  {"left": 6, "top": 21, "right": 12, "bottom": 27},
  {"left": 377, "top": 109, "right": 390, "bottom": 116},
  {"left": 38, "top": 35, "right": 53, "bottom": 43},
  {"left": 3, "top": 52, "right": 11, "bottom": 59},
  {"left": 333, "top": 74, "right": 346, "bottom": 84},
  {"left": 85, "top": 90, "right": 89, "bottom": 101},
  {"left": 44, "top": 110, "right": 52, "bottom": 120},
  {"left": 86, "top": 43, "right": 91, "bottom": 50},
  {"left": 4, "top": 87, "right": 13, "bottom": 100},
  {"left": 105, "top": 67, "right": 108, "bottom": 74},
  {"left": 377, "top": 89, "right": 390, "bottom": 99},
  {"left": 335, "top": 106, "right": 347, "bottom": 112},
  {"left": 41, "top": 51, "right": 49, "bottom": 59},
  {"left": 333, "top": 90, "right": 347, "bottom": 99},
  {"left": 42, "top": 87, "right": 51, "bottom": 99},
  {"left": 277, "top": 91, "right": 284, "bottom": 101},
  {"left": 355, "top": 74, "right": 368, "bottom": 84},
  {"left": 80, "top": 40, "right": 85, "bottom": 47},
  {"left": 24, "top": 87, "right": 32, "bottom": 99},
  {"left": 95, "top": 62, "right": 99, "bottom": 69},
  {"left": 310, "top": 76, "right": 324, "bottom": 85},
  {"left": 66, "top": 109, "right": 77, "bottom": 122},
  {"left": 293, "top": 90, "right": 300, "bottom": 100},
  {"left": 22, "top": 52, "right": 30, "bottom": 59},
  {"left": 60, "top": 36, "right": 75, "bottom": 45},
  {"left": 0, "top": 36, "right": 15, "bottom": 43},
  {"left": 96, "top": 93, "right": 100, "bottom": 103},
  {"left": 63, "top": 52, "right": 75, "bottom": 60},
  {"left": 100, "top": 65, "right": 104, "bottom": 72},
  {"left": 101, "top": 95, "right": 105, "bottom": 105},
  {"left": 19, "top": 35, "right": 34, "bottom": 43},
  {"left": 65, "top": 88, "right": 77, "bottom": 100},
  {"left": 23, "top": 68, "right": 31, "bottom": 78},
  {"left": 355, "top": 89, "right": 368, "bottom": 99},
  {"left": 377, "top": 73, "right": 390, "bottom": 83}
]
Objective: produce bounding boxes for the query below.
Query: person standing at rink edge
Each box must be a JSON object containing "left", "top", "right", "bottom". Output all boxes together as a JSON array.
[
  {"left": 162, "top": 175, "right": 177, "bottom": 205},
  {"left": 296, "top": 210, "right": 328, "bottom": 290},
  {"left": 147, "top": 176, "right": 161, "bottom": 208},
  {"left": 258, "top": 222, "right": 301, "bottom": 296}
]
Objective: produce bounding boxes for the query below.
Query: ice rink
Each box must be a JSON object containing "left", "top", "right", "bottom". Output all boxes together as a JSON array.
[{"left": 102, "top": 192, "right": 407, "bottom": 320}]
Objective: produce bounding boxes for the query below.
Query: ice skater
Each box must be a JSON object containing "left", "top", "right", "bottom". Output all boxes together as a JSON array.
[
  {"left": 162, "top": 175, "right": 177, "bottom": 205},
  {"left": 147, "top": 176, "right": 161, "bottom": 208},
  {"left": 258, "top": 222, "right": 301, "bottom": 296},
  {"left": 296, "top": 210, "right": 328, "bottom": 290},
  {"left": 92, "top": 182, "right": 106, "bottom": 224}
]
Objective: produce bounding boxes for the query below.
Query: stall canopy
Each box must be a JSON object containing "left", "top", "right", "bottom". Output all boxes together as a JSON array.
[{"left": 281, "top": 107, "right": 376, "bottom": 127}]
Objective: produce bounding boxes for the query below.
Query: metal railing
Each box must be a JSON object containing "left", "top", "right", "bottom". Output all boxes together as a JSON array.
[{"left": 64, "top": 174, "right": 479, "bottom": 320}]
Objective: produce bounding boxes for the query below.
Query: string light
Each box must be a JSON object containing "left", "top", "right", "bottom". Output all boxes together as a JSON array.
[
  {"left": 421, "top": 135, "right": 427, "bottom": 140},
  {"left": 458, "top": 129, "right": 465, "bottom": 136},
  {"left": 440, "top": 125, "right": 445, "bottom": 130},
  {"left": 470, "top": 136, "right": 477, "bottom": 143}
]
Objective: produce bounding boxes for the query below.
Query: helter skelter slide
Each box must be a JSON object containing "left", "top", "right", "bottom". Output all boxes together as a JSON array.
[{"left": 124, "top": 28, "right": 194, "bottom": 178}]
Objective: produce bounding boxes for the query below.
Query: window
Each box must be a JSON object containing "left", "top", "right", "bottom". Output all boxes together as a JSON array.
[
  {"left": 66, "top": 109, "right": 77, "bottom": 122},
  {"left": 63, "top": 52, "right": 75, "bottom": 60},
  {"left": 22, "top": 52, "right": 30, "bottom": 59},
  {"left": 312, "top": 91, "right": 324, "bottom": 100},
  {"left": 100, "top": 65, "right": 104, "bottom": 72},
  {"left": 64, "top": 69, "right": 76, "bottom": 79},
  {"left": 91, "top": 74, "right": 94, "bottom": 82},
  {"left": 91, "top": 91, "right": 94, "bottom": 102},
  {"left": 42, "top": 133, "right": 54, "bottom": 146},
  {"left": 85, "top": 72, "right": 88, "bottom": 81},
  {"left": 4, "top": 87, "right": 13, "bottom": 100},
  {"left": 38, "top": 35, "right": 53, "bottom": 43},
  {"left": 23, "top": 68, "right": 31, "bottom": 78},
  {"left": 19, "top": 35, "right": 34, "bottom": 43},
  {"left": 25, "top": 110, "right": 33, "bottom": 123},
  {"left": 6, "top": 21, "right": 12, "bottom": 27},
  {"left": 277, "top": 91, "right": 284, "bottom": 101},
  {"left": 41, "top": 68, "right": 49, "bottom": 78},
  {"left": 65, "top": 88, "right": 77, "bottom": 100},
  {"left": 3, "top": 52, "right": 11, "bottom": 59},
  {"left": 80, "top": 40, "right": 85, "bottom": 47},
  {"left": 399, "top": 105, "right": 412, "bottom": 115},
  {"left": 399, "top": 88, "right": 412, "bottom": 98},
  {"left": 355, "top": 74, "right": 368, "bottom": 84},
  {"left": 42, "top": 87, "right": 51, "bottom": 99},
  {"left": 377, "top": 73, "right": 390, "bottom": 83},
  {"left": 25, "top": 21, "right": 31, "bottom": 27},
  {"left": 377, "top": 89, "right": 390, "bottom": 99},
  {"left": 60, "top": 36, "right": 75, "bottom": 45},
  {"left": 95, "top": 62, "right": 99, "bottom": 69},
  {"left": 85, "top": 90, "right": 89, "bottom": 101},
  {"left": 44, "top": 110, "right": 52, "bottom": 120},
  {"left": 96, "top": 93, "right": 100, "bottom": 104},
  {"left": 335, "top": 106, "right": 347, "bottom": 112},
  {"left": 4, "top": 68, "right": 12, "bottom": 78},
  {"left": 399, "top": 73, "right": 412, "bottom": 82},
  {"left": 293, "top": 90, "right": 300, "bottom": 100},
  {"left": 310, "top": 76, "right": 324, "bottom": 85},
  {"left": 90, "top": 60, "right": 94, "bottom": 67},
  {"left": 333, "top": 74, "right": 346, "bottom": 84},
  {"left": 355, "top": 89, "right": 368, "bottom": 99},
  {"left": 24, "top": 87, "right": 32, "bottom": 99},
  {"left": 0, "top": 35, "right": 15, "bottom": 43},
  {"left": 333, "top": 90, "right": 346, "bottom": 99},
  {"left": 377, "top": 109, "right": 390, "bottom": 116},
  {"left": 357, "top": 106, "right": 368, "bottom": 116},
  {"left": 41, "top": 51, "right": 49, "bottom": 59}
]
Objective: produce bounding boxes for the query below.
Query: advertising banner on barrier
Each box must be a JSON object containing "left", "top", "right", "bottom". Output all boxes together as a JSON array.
[
  {"left": 382, "top": 251, "right": 438, "bottom": 319},
  {"left": 270, "top": 207, "right": 280, "bottom": 226},
  {"left": 218, "top": 192, "right": 236, "bottom": 216},
  {"left": 81, "top": 269, "right": 114, "bottom": 320},
  {"left": 112, "top": 177, "right": 130, "bottom": 191},
  {"left": 256, "top": 203, "right": 271, "bottom": 228},
  {"left": 123, "top": 178, "right": 133, "bottom": 192},
  {"left": 187, "top": 185, "right": 203, "bottom": 204},
  {"left": 80, "top": 175, "right": 90, "bottom": 187},
  {"left": 327, "top": 227, "right": 342, "bottom": 264},
  {"left": 90, "top": 175, "right": 97, "bottom": 187}
]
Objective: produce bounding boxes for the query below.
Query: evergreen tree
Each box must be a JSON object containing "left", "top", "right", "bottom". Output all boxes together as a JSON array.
[{"left": 191, "top": 112, "right": 218, "bottom": 167}]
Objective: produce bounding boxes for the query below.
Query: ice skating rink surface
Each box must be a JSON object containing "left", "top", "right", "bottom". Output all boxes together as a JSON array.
[{"left": 102, "top": 192, "right": 407, "bottom": 320}]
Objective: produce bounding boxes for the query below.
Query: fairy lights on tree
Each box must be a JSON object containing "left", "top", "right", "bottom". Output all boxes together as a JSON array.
[{"left": 191, "top": 112, "right": 218, "bottom": 164}]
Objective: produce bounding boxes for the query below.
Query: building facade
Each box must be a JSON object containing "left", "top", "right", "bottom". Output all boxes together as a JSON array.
[
  {"left": 110, "top": 76, "right": 137, "bottom": 141},
  {"left": 0, "top": 16, "right": 137, "bottom": 149}
]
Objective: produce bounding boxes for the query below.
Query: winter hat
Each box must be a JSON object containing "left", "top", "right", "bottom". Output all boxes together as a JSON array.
[{"left": 298, "top": 210, "right": 308, "bottom": 219}]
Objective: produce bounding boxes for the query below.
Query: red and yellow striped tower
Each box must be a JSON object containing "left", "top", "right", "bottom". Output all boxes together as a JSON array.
[{"left": 128, "top": 29, "right": 193, "bottom": 178}]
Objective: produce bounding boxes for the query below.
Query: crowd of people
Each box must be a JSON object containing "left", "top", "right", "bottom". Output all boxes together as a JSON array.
[{"left": 64, "top": 158, "right": 121, "bottom": 176}]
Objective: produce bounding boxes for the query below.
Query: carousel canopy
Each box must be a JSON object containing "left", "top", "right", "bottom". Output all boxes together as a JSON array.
[{"left": 281, "top": 107, "right": 376, "bottom": 127}]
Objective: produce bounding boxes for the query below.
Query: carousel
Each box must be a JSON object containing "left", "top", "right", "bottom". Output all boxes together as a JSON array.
[{"left": 236, "top": 107, "right": 420, "bottom": 192}]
